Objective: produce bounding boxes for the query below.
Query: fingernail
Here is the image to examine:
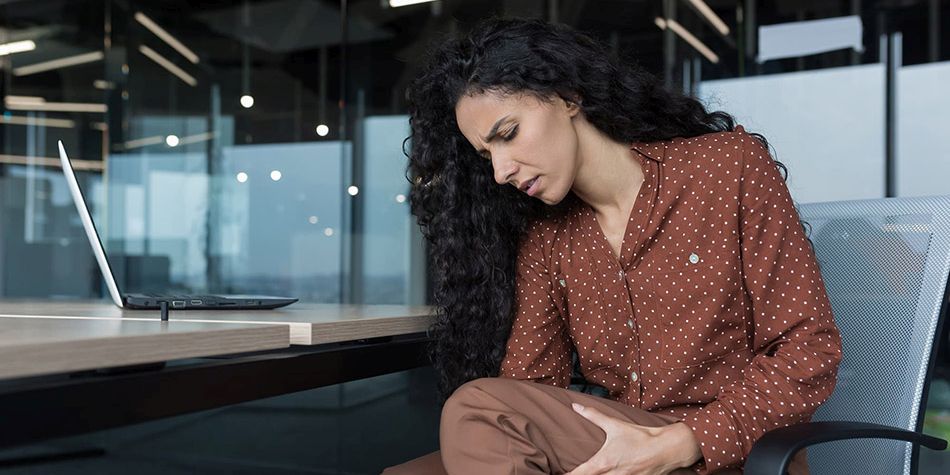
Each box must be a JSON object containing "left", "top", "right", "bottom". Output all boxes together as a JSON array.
[{"left": 572, "top": 403, "right": 584, "bottom": 411}]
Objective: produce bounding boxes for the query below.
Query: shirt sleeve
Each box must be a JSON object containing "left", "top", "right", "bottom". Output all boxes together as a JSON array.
[
  {"left": 498, "top": 223, "right": 572, "bottom": 388},
  {"left": 680, "top": 129, "right": 844, "bottom": 473}
]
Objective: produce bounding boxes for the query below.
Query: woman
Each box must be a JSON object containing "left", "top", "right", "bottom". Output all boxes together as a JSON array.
[{"left": 387, "top": 17, "right": 842, "bottom": 475}]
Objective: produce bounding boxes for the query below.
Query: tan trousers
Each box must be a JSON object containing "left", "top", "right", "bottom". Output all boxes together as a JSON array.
[{"left": 382, "top": 377, "right": 809, "bottom": 474}]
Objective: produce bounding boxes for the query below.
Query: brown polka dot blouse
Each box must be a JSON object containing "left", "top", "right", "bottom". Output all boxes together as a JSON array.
[{"left": 499, "top": 126, "right": 844, "bottom": 474}]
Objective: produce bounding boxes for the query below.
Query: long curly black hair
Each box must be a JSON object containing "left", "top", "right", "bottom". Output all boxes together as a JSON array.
[{"left": 403, "top": 17, "right": 797, "bottom": 400}]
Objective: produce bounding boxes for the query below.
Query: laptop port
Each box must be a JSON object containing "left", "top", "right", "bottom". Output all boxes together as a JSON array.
[
  {"left": 172, "top": 300, "right": 186, "bottom": 308},
  {"left": 190, "top": 300, "right": 203, "bottom": 306}
]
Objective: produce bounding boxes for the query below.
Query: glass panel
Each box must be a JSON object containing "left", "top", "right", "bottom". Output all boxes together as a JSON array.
[
  {"left": 897, "top": 61, "right": 950, "bottom": 198},
  {"left": 698, "top": 64, "right": 887, "bottom": 203}
]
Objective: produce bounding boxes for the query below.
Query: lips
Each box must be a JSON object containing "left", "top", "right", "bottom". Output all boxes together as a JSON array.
[{"left": 519, "top": 177, "right": 540, "bottom": 196}]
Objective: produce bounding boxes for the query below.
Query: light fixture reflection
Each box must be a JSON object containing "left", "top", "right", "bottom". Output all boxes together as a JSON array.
[
  {"left": 240, "top": 95, "right": 254, "bottom": 108},
  {"left": 270, "top": 170, "right": 282, "bottom": 181},
  {"left": 165, "top": 135, "right": 180, "bottom": 147},
  {"left": 316, "top": 124, "right": 329, "bottom": 136},
  {"left": 347, "top": 186, "right": 359, "bottom": 196},
  {"left": 236, "top": 172, "right": 248, "bottom": 183}
]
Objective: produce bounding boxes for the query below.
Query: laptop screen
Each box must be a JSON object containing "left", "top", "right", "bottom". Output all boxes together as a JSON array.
[{"left": 57, "top": 141, "right": 126, "bottom": 308}]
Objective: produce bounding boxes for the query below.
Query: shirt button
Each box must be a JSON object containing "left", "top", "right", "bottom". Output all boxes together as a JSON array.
[
  {"left": 626, "top": 319, "right": 634, "bottom": 329},
  {"left": 630, "top": 371, "right": 639, "bottom": 382}
]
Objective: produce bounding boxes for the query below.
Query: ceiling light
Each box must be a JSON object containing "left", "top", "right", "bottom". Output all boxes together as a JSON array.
[
  {"left": 0, "top": 40, "right": 36, "bottom": 56},
  {"left": 240, "top": 95, "right": 254, "bottom": 108},
  {"left": 139, "top": 45, "right": 197, "bottom": 86},
  {"left": 5, "top": 95, "right": 107, "bottom": 113},
  {"left": 655, "top": 17, "right": 720, "bottom": 64},
  {"left": 389, "top": 0, "right": 437, "bottom": 7},
  {"left": 13, "top": 51, "right": 104, "bottom": 76},
  {"left": 134, "top": 12, "right": 199, "bottom": 64},
  {"left": 0, "top": 115, "right": 75, "bottom": 128},
  {"left": 686, "top": 0, "right": 730, "bottom": 36}
]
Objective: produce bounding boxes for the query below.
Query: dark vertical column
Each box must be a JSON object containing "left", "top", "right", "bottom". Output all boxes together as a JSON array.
[
  {"left": 206, "top": 83, "right": 221, "bottom": 291},
  {"left": 883, "top": 31, "right": 901, "bottom": 198},
  {"left": 930, "top": 0, "right": 941, "bottom": 63},
  {"left": 851, "top": 0, "right": 862, "bottom": 65},
  {"left": 744, "top": 0, "right": 757, "bottom": 75},
  {"left": 663, "top": 0, "right": 676, "bottom": 87},
  {"left": 340, "top": 0, "right": 362, "bottom": 304}
]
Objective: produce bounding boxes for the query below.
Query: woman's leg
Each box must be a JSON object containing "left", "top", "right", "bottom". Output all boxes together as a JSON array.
[
  {"left": 383, "top": 377, "right": 806, "bottom": 474},
  {"left": 438, "top": 377, "right": 698, "bottom": 475}
]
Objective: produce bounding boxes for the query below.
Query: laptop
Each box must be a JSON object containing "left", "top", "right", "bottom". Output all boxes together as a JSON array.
[{"left": 58, "top": 140, "right": 298, "bottom": 310}]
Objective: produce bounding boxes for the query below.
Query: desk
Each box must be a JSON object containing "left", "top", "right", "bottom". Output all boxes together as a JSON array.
[
  {"left": 0, "top": 299, "right": 435, "bottom": 451},
  {"left": 0, "top": 317, "right": 288, "bottom": 379},
  {"left": 0, "top": 300, "right": 433, "bottom": 345}
]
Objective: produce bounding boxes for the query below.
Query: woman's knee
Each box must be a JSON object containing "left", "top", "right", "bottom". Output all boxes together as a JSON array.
[
  {"left": 440, "top": 377, "right": 519, "bottom": 435},
  {"left": 442, "top": 377, "right": 514, "bottom": 419}
]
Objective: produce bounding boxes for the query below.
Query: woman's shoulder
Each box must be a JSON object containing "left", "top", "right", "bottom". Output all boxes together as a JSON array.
[{"left": 665, "top": 124, "right": 767, "bottom": 166}]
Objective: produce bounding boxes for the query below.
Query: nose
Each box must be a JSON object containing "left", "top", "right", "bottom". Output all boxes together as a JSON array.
[{"left": 491, "top": 153, "right": 518, "bottom": 186}]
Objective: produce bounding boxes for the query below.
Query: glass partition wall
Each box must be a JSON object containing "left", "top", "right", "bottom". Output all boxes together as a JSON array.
[{"left": 1, "top": 1, "right": 948, "bottom": 298}]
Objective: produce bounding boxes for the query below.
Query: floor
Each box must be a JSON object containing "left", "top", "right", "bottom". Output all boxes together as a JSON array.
[{"left": 0, "top": 367, "right": 442, "bottom": 474}]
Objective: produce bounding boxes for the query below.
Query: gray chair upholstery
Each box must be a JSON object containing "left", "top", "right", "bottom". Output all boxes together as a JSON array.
[{"left": 746, "top": 195, "right": 950, "bottom": 475}]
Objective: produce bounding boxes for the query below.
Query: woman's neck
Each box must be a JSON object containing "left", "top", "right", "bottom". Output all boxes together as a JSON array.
[{"left": 570, "top": 120, "right": 644, "bottom": 218}]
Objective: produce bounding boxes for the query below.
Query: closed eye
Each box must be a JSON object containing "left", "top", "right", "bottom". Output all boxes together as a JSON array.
[
  {"left": 503, "top": 125, "right": 518, "bottom": 141},
  {"left": 479, "top": 125, "right": 518, "bottom": 160}
]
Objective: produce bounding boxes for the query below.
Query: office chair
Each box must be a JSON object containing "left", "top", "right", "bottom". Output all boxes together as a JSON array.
[{"left": 746, "top": 195, "right": 950, "bottom": 475}]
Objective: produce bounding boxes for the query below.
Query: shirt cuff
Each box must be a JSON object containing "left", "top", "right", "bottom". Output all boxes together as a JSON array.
[{"left": 680, "top": 403, "right": 745, "bottom": 474}]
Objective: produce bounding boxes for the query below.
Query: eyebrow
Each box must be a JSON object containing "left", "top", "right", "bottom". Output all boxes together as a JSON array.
[{"left": 477, "top": 114, "right": 511, "bottom": 155}]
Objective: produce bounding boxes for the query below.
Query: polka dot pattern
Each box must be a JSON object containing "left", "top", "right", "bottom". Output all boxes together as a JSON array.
[{"left": 498, "top": 126, "right": 843, "bottom": 473}]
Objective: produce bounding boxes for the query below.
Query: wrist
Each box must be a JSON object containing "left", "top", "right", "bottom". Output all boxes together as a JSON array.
[{"left": 663, "top": 422, "right": 703, "bottom": 469}]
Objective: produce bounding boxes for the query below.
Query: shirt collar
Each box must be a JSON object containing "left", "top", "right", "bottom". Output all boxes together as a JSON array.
[{"left": 630, "top": 141, "right": 666, "bottom": 163}]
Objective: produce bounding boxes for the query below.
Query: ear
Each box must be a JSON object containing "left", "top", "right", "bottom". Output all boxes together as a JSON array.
[{"left": 563, "top": 94, "right": 582, "bottom": 117}]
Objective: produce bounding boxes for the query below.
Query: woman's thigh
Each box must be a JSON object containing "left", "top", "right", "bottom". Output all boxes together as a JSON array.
[{"left": 438, "top": 377, "right": 695, "bottom": 474}]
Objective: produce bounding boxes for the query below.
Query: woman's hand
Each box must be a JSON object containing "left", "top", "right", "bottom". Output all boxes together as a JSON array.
[{"left": 566, "top": 403, "right": 702, "bottom": 475}]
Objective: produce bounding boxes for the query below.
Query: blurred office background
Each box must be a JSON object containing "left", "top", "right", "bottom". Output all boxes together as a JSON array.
[{"left": 1, "top": 0, "right": 948, "bottom": 473}]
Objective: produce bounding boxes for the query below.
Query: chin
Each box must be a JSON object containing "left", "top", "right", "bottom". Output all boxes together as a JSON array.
[{"left": 538, "top": 187, "right": 568, "bottom": 206}]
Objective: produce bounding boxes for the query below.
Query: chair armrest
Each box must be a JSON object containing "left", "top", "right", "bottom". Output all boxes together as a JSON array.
[{"left": 744, "top": 421, "right": 948, "bottom": 475}]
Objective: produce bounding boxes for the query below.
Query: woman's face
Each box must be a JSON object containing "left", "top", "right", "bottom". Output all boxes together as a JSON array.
[{"left": 454, "top": 90, "right": 580, "bottom": 205}]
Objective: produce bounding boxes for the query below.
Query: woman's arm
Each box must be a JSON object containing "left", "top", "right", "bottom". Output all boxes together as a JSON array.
[
  {"left": 680, "top": 130, "right": 844, "bottom": 474},
  {"left": 498, "top": 221, "right": 573, "bottom": 387}
]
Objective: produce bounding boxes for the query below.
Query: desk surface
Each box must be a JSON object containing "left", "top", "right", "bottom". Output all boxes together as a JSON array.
[
  {"left": 0, "top": 300, "right": 435, "bottom": 345},
  {"left": 0, "top": 317, "right": 289, "bottom": 380}
]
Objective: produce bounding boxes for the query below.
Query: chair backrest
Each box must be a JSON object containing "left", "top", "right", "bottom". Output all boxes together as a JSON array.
[{"left": 798, "top": 195, "right": 950, "bottom": 475}]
